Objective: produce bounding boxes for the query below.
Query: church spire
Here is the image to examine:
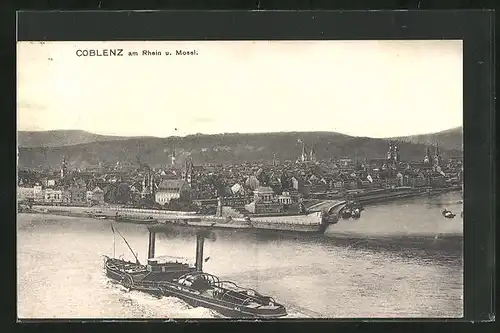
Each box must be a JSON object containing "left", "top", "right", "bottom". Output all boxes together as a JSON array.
[
  {"left": 434, "top": 143, "right": 442, "bottom": 166},
  {"left": 171, "top": 143, "right": 176, "bottom": 166},
  {"left": 310, "top": 143, "right": 316, "bottom": 163},
  {"left": 60, "top": 156, "right": 68, "bottom": 179},
  {"left": 150, "top": 171, "right": 154, "bottom": 197},
  {"left": 301, "top": 142, "right": 308, "bottom": 162},
  {"left": 393, "top": 142, "right": 400, "bottom": 163},
  {"left": 183, "top": 157, "right": 195, "bottom": 185},
  {"left": 387, "top": 141, "right": 393, "bottom": 160},
  {"left": 424, "top": 146, "right": 431, "bottom": 164}
]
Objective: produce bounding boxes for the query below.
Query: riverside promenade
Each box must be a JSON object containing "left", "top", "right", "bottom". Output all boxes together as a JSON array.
[
  {"left": 20, "top": 186, "right": 461, "bottom": 234},
  {"left": 25, "top": 204, "right": 328, "bottom": 233}
]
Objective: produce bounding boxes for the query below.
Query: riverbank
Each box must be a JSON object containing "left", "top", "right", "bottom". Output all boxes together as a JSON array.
[
  {"left": 18, "top": 190, "right": 464, "bottom": 252},
  {"left": 18, "top": 211, "right": 463, "bottom": 255},
  {"left": 22, "top": 204, "right": 327, "bottom": 233},
  {"left": 326, "top": 190, "right": 463, "bottom": 245},
  {"left": 354, "top": 186, "right": 461, "bottom": 207},
  {"left": 18, "top": 186, "right": 461, "bottom": 234}
]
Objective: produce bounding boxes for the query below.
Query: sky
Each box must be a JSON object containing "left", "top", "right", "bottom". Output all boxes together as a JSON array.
[{"left": 17, "top": 40, "right": 463, "bottom": 138}]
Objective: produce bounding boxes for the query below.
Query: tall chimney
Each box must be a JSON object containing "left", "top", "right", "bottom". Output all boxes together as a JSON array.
[
  {"left": 195, "top": 233, "right": 205, "bottom": 272},
  {"left": 148, "top": 230, "right": 156, "bottom": 259}
]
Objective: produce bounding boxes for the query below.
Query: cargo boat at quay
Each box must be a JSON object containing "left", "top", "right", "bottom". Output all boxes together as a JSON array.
[{"left": 103, "top": 224, "right": 287, "bottom": 318}]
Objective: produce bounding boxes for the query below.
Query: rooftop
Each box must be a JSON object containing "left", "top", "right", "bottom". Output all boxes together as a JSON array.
[
  {"left": 158, "top": 179, "right": 187, "bottom": 190},
  {"left": 254, "top": 186, "right": 274, "bottom": 193}
]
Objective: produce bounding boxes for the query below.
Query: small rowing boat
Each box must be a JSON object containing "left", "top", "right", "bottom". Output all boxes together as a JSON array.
[{"left": 442, "top": 209, "right": 456, "bottom": 219}]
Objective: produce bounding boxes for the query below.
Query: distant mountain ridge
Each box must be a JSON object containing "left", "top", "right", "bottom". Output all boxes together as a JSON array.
[
  {"left": 388, "top": 126, "right": 463, "bottom": 151},
  {"left": 17, "top": 130, "right": 151, "bottom": 148},
  {"left": 17, "top": 129, "right": 463, "bottom": 170}
]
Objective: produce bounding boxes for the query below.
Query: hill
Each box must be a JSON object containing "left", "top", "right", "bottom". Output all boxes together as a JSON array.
[
  {"left": 389, "top": 126, "right": 463, "bottom": 151},
  {"left": 17, "top": 131, "right": 462, "bottom": 170},
  {"left": 17, "top": 130, "right": 148, "bottom": 148}
]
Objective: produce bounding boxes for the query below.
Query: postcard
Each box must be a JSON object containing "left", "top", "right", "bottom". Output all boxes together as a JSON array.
[{"left": 17, "top": 40, "right": 463, "bottom": 319}]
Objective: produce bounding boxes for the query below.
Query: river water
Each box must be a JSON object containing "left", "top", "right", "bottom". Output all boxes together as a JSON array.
[{"left": 17, "top": 192, "right": 463, "bottom": 319}]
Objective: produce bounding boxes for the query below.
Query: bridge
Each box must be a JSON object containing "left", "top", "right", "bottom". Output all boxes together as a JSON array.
[{"left": 306, "top": 200, "right": 347, "bottom": 215}]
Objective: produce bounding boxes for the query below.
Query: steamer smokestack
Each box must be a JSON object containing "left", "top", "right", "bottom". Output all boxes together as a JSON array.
[
  {"left": 195, "top": 233, "right": 205, "bottom": 272},
  {"left": 148, "top": 230, "right": 156, "bottom": 259}
]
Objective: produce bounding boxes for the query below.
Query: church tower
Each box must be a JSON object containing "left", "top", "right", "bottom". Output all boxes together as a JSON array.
[
  {"left": 141, "top": 169, "right": 153, "bottom": 199},
  {"left": 60, "top": 156, "right": 68, "bottom": 179},
  {"left": 141, "top": 173, "right": 147, "bottom": 198},
  {"left": 434, "top": 143, "right": 442, "bottom": 166},
  {"left": 171, "top": 144, "right": 176, "bottom": 166},
  {"left": 149, "top": 171, "right": 155, "bottom": 197},
  {"left": 387, "top": 141, "right": 393, "bottom": 160},
  {"left": 183, "top": 158, "right": 195, "bottom": 185},
  {"left": 310, "top": 144, "right": 316, "bottom": 163},
  {"left": 301, "top": 142, "right": 308, "bottom": 162},
  {"left": 393, "top": 143, "right": 400, "bottom": 163},
  {"left": 424, "top": 146, "right": 431, "bottom": 164}
]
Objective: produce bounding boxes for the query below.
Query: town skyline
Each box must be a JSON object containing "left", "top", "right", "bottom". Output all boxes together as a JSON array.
[{"left": 17, "top": 40, "right": 462, "bottom": 139}]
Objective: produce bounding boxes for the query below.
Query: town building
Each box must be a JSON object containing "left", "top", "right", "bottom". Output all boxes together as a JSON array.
[
  {"left": 33, "top": 185, "right": 44, "bottom": 202},
  {"left": 17, "top": 186, "right": 34, "bottom": 201},
  {"left": 92, "top": 186, "right": 105, "bottom": 204},
  {"left": 338, "top": 158, "right": 353, "bottom": 167},
  {"left": 62, "top": 189, "right": 72, "bottom": 204},
  {"left": 244, "top": 186, "right": 283, "bottom": 214},
  {"left": 253, "top": 186, "right": 275, "bottom": 202},
  {"left": 244, "top": 200, "right": 283, "bottom": 214},
  {"left": 86, "top": 186, "right": 105, "bottom": 205},
  {"left": 44, "top": 188, "right": 63, "bottom": 204},
  {"left": 69, "top": 186, "right": 87, "bottom": 205},
  {"left": 277, "top": 191, "right": 293, "bottom": 205},
  {"left": 290, "top": 176, "right": 303, "bottom": 192},
  {"left": 40, "top": 178, "right": 57, "bottom": 188},
  {"left": 155, "top": 179, "right": 191, "bottom": 205}
]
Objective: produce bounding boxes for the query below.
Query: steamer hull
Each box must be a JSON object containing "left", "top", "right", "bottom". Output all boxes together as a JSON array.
[{"left": 103, "top": 256, "right": 287, "bottom": 318}]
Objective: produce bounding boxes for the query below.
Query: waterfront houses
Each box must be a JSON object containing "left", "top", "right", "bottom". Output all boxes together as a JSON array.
[
  {"left": 69, "top": 186, "right": 87, "bottom": 205},
  {"left": 17, "top": 186, "right": 34, "bottom": 201},
  {"left": 44, "top": 188, "right": 63, "bottom": 204},
  {"left": 86, "top": 186, "right": 105, "bottom": 205},
  {"left": 34, "top": 185, "right": 44, "bottom": 202},
  {"left": 155, "top": 179, "right": 191, "bottom": 205}
]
